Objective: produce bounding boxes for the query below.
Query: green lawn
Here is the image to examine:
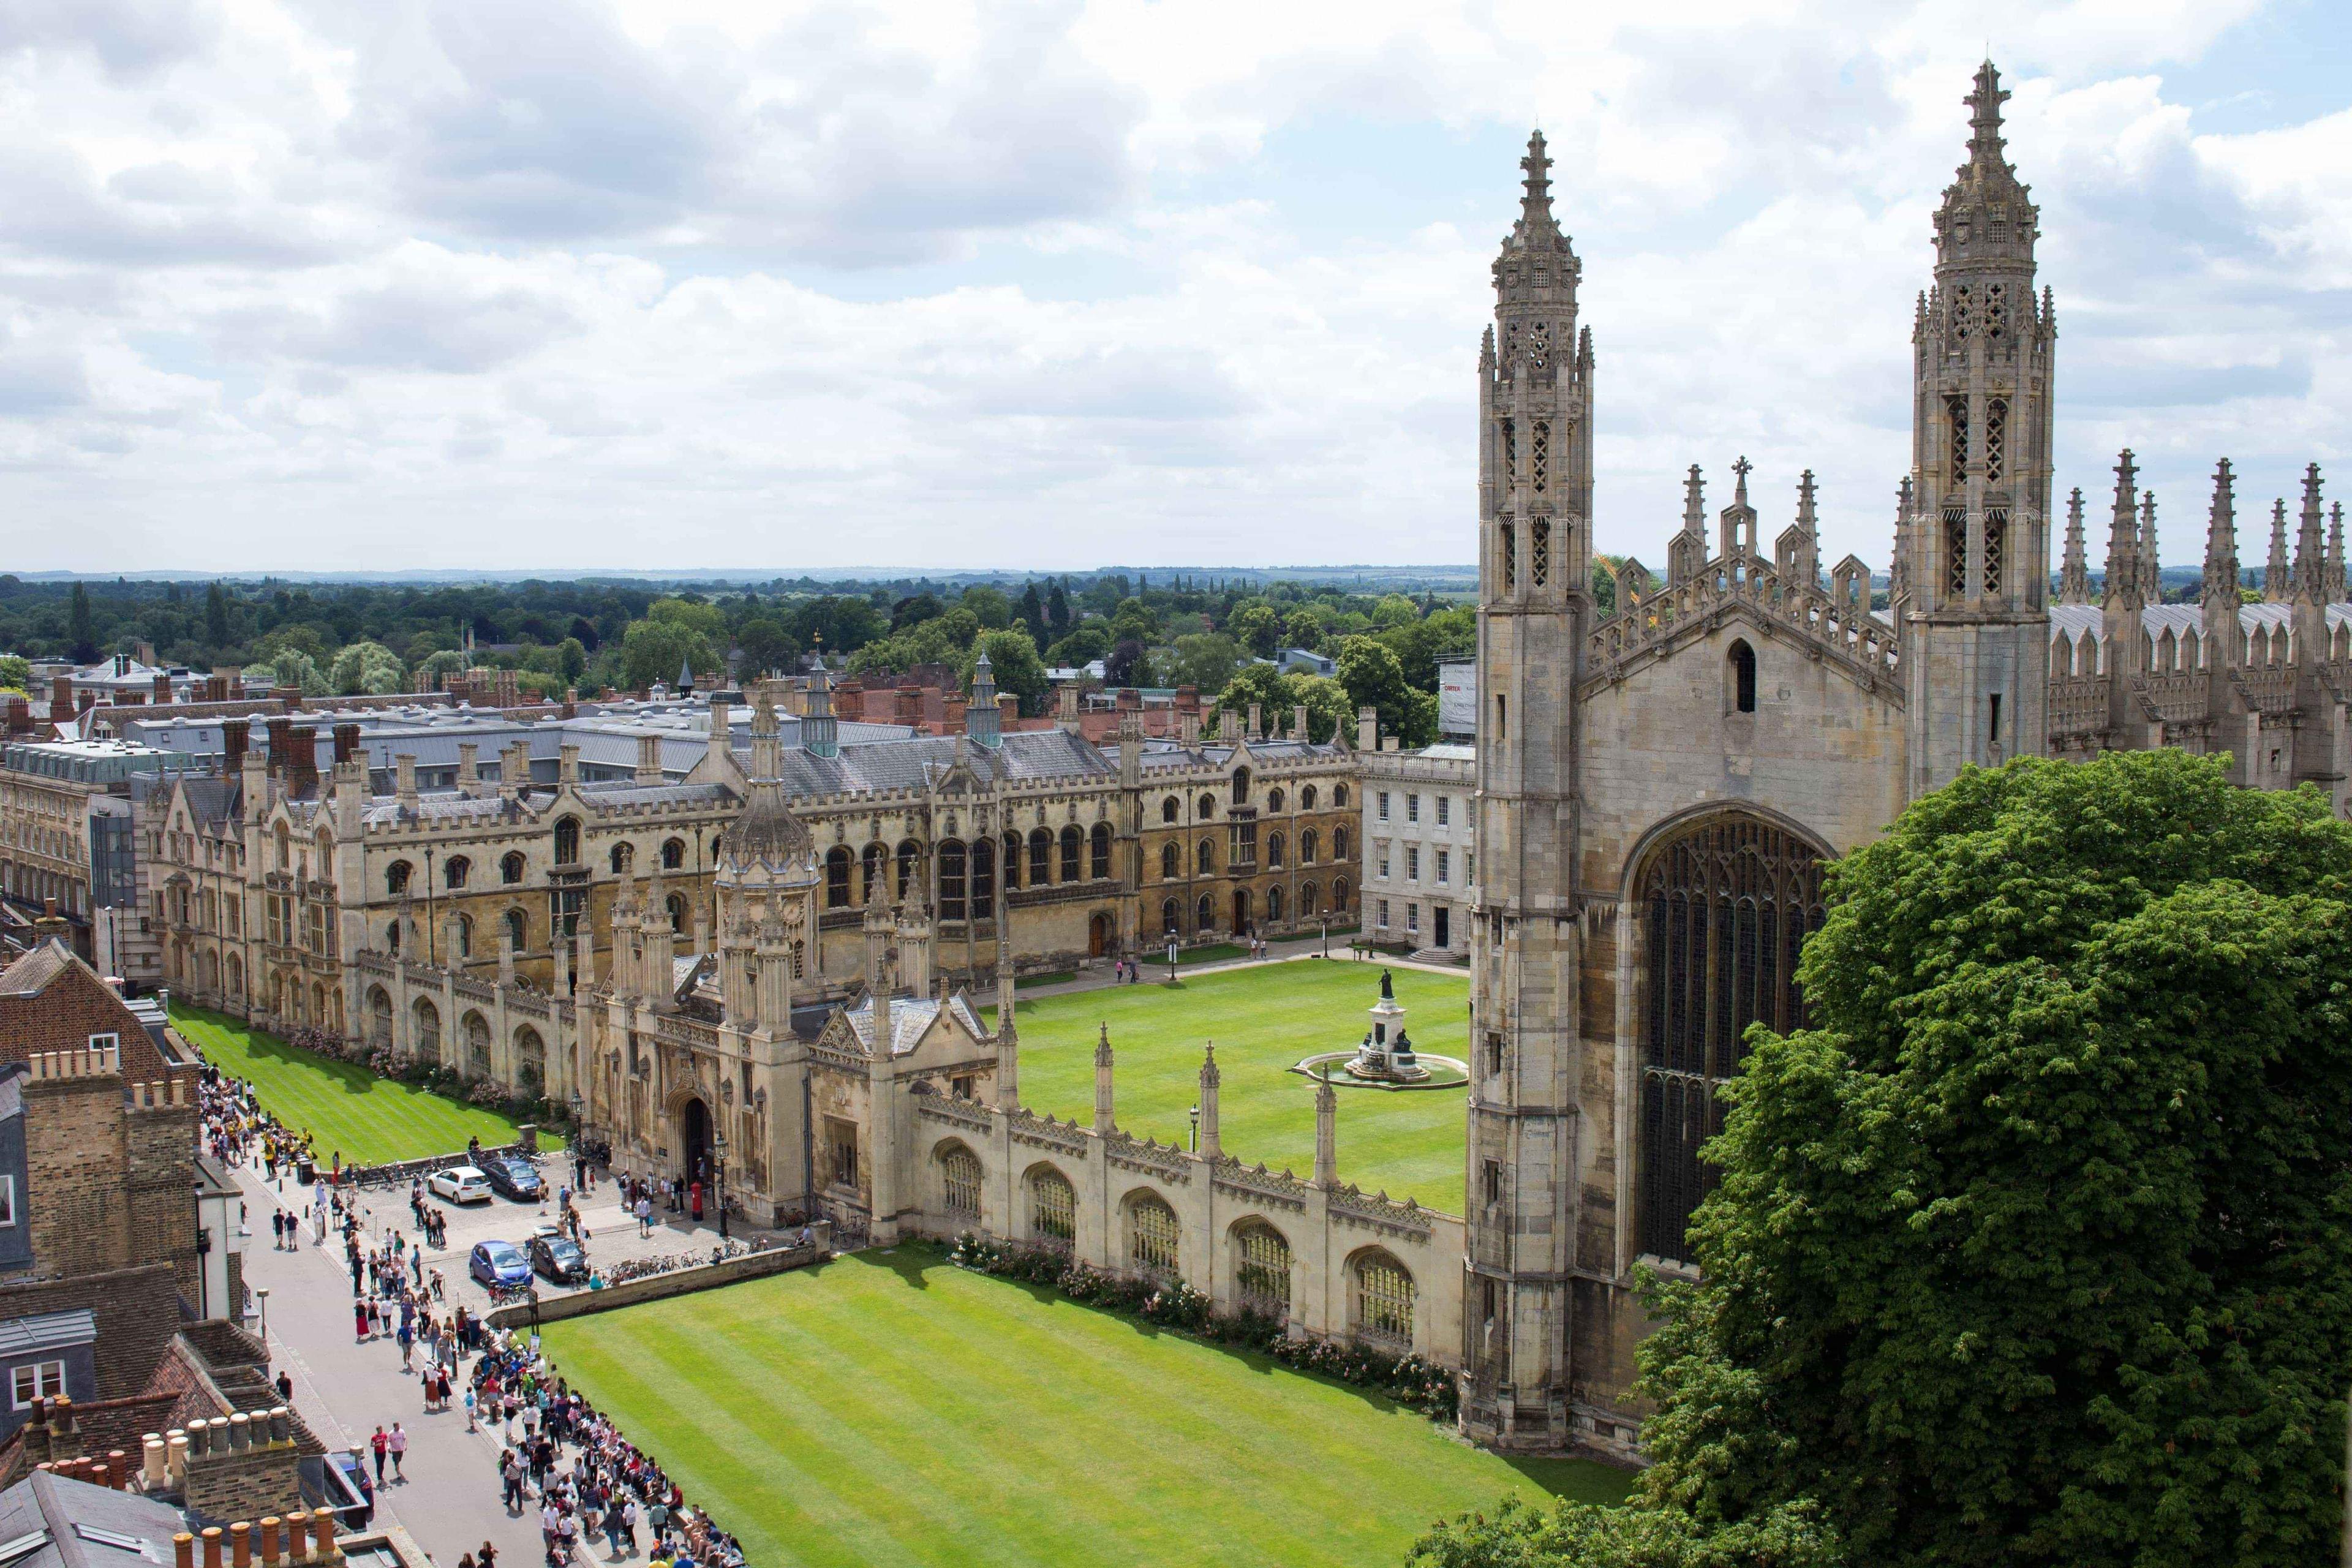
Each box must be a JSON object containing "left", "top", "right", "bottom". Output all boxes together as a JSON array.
[
  {"left": 543, "top": 1251, "right": 1627, "bottom": 1568},
  {"left": 993, "top": 959, "right": 1469, "bottom": 1215},
  {"left": 171, "top": 1005, "right": 557, "bottom": 1166}
]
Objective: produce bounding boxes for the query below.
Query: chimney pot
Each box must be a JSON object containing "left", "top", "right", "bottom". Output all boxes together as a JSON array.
[
  {"left": 230, "top": 1523, "right": 251, "bottom": 1568},
  {"left": 175, "top": 1535, "right": 195, "bottom": 1568},
  {"left": 202, "top": 1528, "right": 224, "bottom": 1568}
]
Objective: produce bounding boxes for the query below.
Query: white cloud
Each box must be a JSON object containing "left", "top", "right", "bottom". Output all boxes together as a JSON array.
[{"left": 0, "top": 0, "right": 2342, "bottom": 573}]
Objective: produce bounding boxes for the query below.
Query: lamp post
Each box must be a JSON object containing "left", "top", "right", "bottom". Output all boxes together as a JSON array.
[
  {"left": 255, "top": 1286, "right": 270, "bottom": 1344},
  {"left": 1166, "top": 938, "right": 1178, "bottom": 986},
  {"left": 1321, "top": 917, "right": 1329, "bottom": 960},
  {"left": 714, "top": 1129, "right": 729, "bottom": 1240},
  {"left": 1188, "top": 1105, "right": 1200, "bottom": 1153}
]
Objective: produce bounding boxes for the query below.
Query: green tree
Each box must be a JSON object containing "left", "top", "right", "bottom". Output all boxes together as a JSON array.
[
  {"left": 1213, "top": 663, "right": 1352, "bottom": 743},
  {"left": 0, "top": 654, "right": 28, "bottom": 693},
  {"left": 1016, "top": 581, "right": 1047, "bottom": 638},
  {"left": 554, "top": 636, "right": 588, "bottom": 683},
  {"left": 892, "top": 592, "right": 944, "bottom": 633},
  {"left": 329, "top": 640, "right": 405, "bottom": 695},
  {"left": 960, "top": 584, "right": 1013, "bottom": 631},
  {"left": 66, "top": 582, "right": 96, "bottom": 663},
  {"left": 1370, "top": 592, "right": 1419, "bottom": 629},
  {"left": 1335, "top": 635, "right": 1435, "bottom": 746},
  {"left": 416, "top": 649, "right": 468, "bottom": 685},
  {"left": 1413, "top": 1494, "right": 1843, "bottom": 1568},
  {"left": 1170, "top": 632, "right": 1242, "bottom": 693},
  {"left": 619, "top": 617, "right": 715, "bottom": 691},
  {"left": 1581, "top": 750, "right": 2352, "bottom": 1568},
  {"left": 1227, "top": 600, "right": 1282, "bottom": 657},
  {"left": 962, "top": 628, "right": 1049, "bottom": 715},
  {"left": 1046, "top": 624, "right": 1109, "bottom": 669},
  {"left": 734, "top": 617, "right": 797, "bottom": 678},
  {"left": 204, "top": 582, "right": 232, "bottom": 647},
  {"left": 1284, "top": 603, "right": 1333, "bottom": 654},
  {"left": 249, "top": 648, "right": 326, "bottom": 698},
  {"left": 646, "top": 596, "right": 726, "bottom": 641},
  {"left": 1046, "top": 581, "right": 1072, "bottom": 639}
]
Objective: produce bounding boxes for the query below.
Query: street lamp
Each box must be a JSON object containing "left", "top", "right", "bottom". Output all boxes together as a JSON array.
[
  {"left": 255, "top": 1286, "right": 270, "bottom": 1344},
  {"left": 1188, "top": 1106, "right": 1200, "bottom": 1153},
  {"left": 1321, "top": 917, "right": 1329, "bottom": 960},
  {"left": 714, "top": 1129, "right": 729, "bottom": 1240},
  {"left": 1166, "top": 938, "right": 1178, "bottom": 986}
]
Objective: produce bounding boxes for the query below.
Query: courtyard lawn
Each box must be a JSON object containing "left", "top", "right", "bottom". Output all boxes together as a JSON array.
[
  {"left": 993, "top": 958, "right": 1469, "bottom": 1216},
  {"left": 171, "top": 1004, "right": 557, "bottom": 1166},
  {"left": 543, "top": 1251, "right": 1627, "bottom": 1568}
]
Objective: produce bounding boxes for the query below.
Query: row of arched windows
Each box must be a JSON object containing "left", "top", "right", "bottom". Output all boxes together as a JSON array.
[
  {"left": 386, "top": 831, "right": 695, "bottom": 897},
  {"left": 821, "top": 825, "right": 1119, "bottom": 913},
  {"left": 1157, "top": 782, "right": 1349, "bottom": 824}
]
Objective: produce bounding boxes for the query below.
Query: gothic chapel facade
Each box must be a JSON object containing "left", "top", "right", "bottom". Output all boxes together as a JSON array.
[{"left": 1462, "top": 62, "right": 2351, "bottom": 1455}]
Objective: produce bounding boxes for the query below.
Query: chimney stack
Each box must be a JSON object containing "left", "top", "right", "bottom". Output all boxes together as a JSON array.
[
  {"left": 50, "top": 674, "right": 72, "bottom": 715},
  {"left": 153, "top": 673, "right": 172, "bottom": 704},
  {"left": 332, "top": 722, "right": 360, "bottom": 765},
  {"left": 265, "top": 717, "right": 293, "bottom": 780},
  {"left": 221, "top": 718, "right": 250, "bottom": 773},
  {"left": 285, "top": 726, "right": 318, "bottom": 798}
]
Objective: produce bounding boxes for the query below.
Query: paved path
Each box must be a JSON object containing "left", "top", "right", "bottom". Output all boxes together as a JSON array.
[{"left": 1016, "top": 933, "right": 1464, "bottom": 1004}]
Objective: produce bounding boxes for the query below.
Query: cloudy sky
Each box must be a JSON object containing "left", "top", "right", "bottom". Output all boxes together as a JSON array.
[{"left": 1, "top": 0, "right": 2346, "bottom": 575}]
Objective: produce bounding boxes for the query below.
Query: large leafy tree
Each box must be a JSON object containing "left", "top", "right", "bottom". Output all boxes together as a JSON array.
[
  {"left": 1336, "top": 635, "right": 1437, "bottom": 747},
  {"left": 1419, "top": 750, "right": 2352, "bottom": 1568},
  {"left": 962, "top": 628, "right": 1047, "bottom": 715}
]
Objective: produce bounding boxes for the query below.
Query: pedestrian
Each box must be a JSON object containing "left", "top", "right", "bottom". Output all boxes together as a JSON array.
[
  {"left": 501, "top": 1450, "right": 524, "bottom": 1511},
  {"left": 636, "top": 1196, "right": 651, "bottom": 1237},
  {"left": 479, "top": 1544, "right": 499, "bottom": 1568},
  {"left": 388, "top": 1422, "right": 407, "bottom": 1480},
  {"left": 368, "top": 1425, "right": 388, "bottom": 1485},
  {"left": 398, "top": 1320, "right": 413, "bottom": 1371},
  {"left": 275, "top": 1368, "right": 293, "bottom": 1403},
  {"left": 354, "top": 1301, "right": 369, "bottom": 1343},
  {"left": 464, "top": 1385, "right": 478, "bottom": 1431}
]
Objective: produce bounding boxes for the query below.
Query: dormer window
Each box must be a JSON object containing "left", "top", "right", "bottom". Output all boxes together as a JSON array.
[{"left": 88, "top": 1031, "right": 118, "bottom": 1054}]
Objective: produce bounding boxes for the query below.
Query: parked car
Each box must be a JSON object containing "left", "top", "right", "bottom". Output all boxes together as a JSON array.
[
  {"left": 428, "top": 1166, "right": 492, "bottom": 1204},
  {"left": 480, "top": 1154, "right": 544, "bottom": 1202},
  {"left": 529, "top": 1234, "right": 589, "bottom": 1285},
  {"left": 469, "top": 1240, "right": 532, "bottom": 1289}
]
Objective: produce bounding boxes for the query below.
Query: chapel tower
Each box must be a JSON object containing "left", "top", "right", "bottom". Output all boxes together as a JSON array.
[
  {"left": 1903, "top": 62, "right": 2056, "bottom": 794},
  {"left": 1463, "top": 130, "right": 1594, "bottom": 1450}
]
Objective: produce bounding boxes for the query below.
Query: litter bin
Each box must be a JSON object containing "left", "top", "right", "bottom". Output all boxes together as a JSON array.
[{"left": 296, "top": 1158, "right": 316, "bottom": 1186}]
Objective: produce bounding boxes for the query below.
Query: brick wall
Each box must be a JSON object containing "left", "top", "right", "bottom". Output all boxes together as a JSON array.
[
  {"left": 0, "top": 1263, "right": 179, "bottom": 1401},
  {"left": 22, "top": 1077, "right": 128, "bottom": 1278},
  {"left": 185, "top": 1441, "right": 304, "bottom": 1523}
]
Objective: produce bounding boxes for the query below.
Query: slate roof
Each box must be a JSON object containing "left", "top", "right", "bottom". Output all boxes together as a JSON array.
[
  {"left": 842, "top": 992, "right": 987, "bottom": 1057},
  {"left": 0, "top": 1469, "right": 194, "bottom": 1568},
  {"left": 2049, "top": 600, "right": 2351, "bottom": 646}
]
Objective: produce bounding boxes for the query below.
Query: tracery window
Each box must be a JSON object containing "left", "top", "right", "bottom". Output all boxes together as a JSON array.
[
  {"left": 1501, "top": 419, "right": 1517, "bottom": 481},
  {"left": 1985, "top": 398, "right": 2007, "bottom": 486},
  {"left": 1059, "top": 826, "right": 1082, "bottom": 882},
  {"left": 941, "top": 1145, "right": 982, "bottom": 1218},
  {"left": 1129, "top": 1195, "right": 1180, "bottom": 1278},
  {"left": 1354, "top": 1253, "right": 1415, "bottom": 1346},
  {"left": 1984, "top": 509, "right": 2008, "bottom": 598},
  {"left": 1531, "top": 519, "right": 1551, "bottom": 588},
  {"left": 1531, "top": 422, "right": 1549, "bottom": 496},
  {"left": 1090, "top": 823, "right": 1112, "bottom": 880},
  {"left": 445, "top": 855, "right": 470, "bottom": 889},
  {"left": 938, "top": 839, "right": 967, "bottom": 922},
  {"left": 825, "top": 846, "right": 853, "bottom": 908},
  {"left": 500, "top": 851, "right": 526, "bottom": 884},
  {"left": 1235, "top": 1223, "right": 1292, "bottom": 1315},
  {"left": 1028, "top": 829, "right": 1052, "bottom": 887},
  {"left": 1501, "top": 521, "right": 1517, "bottom": 591},
  {"left": 1951, "top": 282, "right": 1973, "bottom": 341},
  {"left": 1030, "top": 1167, "right": 1076, "bottom": 1246},
  {"left": 1945, "top": 507, "right": 1969, "bottom": 600},
  {"left": 971, "top": 838, "right": 995, "bottom": 913},
  {"left": 1986, "top": 281, "right": 2007, "bottom": 339},
  {"left": 553, "top": 817, "right": 580, "bottom": 865},
  {"left": 662, "top": 837, "right": 685, "bottom": 870},
  {"left": 1947, "top": 394, "right": 1969, "bottom": 480},
  {"left": 1161, "top": 843, "right": 1180, "bottom": 880},
  {"left": 1638, "top": 815, "right": 1825, "bottom": 1264}
]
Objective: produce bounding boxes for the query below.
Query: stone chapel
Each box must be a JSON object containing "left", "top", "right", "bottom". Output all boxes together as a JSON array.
[{"left": 1460, "top": 61, "right": 2352, "bottom": 1456}]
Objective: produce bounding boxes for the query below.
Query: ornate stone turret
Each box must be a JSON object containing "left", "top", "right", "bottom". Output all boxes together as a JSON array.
[
  {"left": 802, "top": 670, "right": 839, "bottom": 760},
  {"left": 1313, "top": 1072, "right": 1338, "bottom": 1188},
  {"left": 2329, "top": 502, "right": 2347, "bottom": 603},
  {"left": 2202, "top": 459, "right": 2242, "bottom": 636},
  {"left": 712, "top": 682, "right": 820, "bottom": 1022},
  {"left": 2293, "top": 463, "right": 2328, "bottom": 604},
  {"left": 2057, "top": 486, "right": 2090, "bottom": 605},
  {"left": 2266, "top": 499, "right": 2291, "bottom": 600},
  {"left": 992, "top": 885, "right": 1019, "bottom": 1110},
  {"left": 2103, "top": 450, "right": 2143, "bottom": 614},
  {"left": 2138, "top": 491, "right": 2162, "bottom": 603},
  {"left": 1776, "top": 470, "right": 1820, "bottom": 586},
  {"left": 966, "top": 653, "right": 1002, "bottom": 749},
  {"left": 1093, "top": 1023, "right": 1115, "bottom": 1133},
  {"left": 1197, "top": 1042, "right": 1220, "bottom": 1160}
]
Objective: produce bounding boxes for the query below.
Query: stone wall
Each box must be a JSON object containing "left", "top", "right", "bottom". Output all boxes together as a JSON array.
[{"left": 483, "top": 1231, "right": 829, "bottom": 1331}]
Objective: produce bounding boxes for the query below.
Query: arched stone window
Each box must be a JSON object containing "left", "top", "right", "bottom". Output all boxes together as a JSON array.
[
  {"left": 386, "top": 860, "right": 412, "bottom": 895},
  {"left": 1267, "top": 885, "right": 1285, "bottom": 924},
  {"left": 1268, "top": 787, "right": 1284, "bottom": 812},
  {"left": 1234, "top": 1221, "right": 1292, "bottom": 1316},
  {"left": 1197, "top": 893, "right": 1214, "bottom": 930},
  {"left": 1161, "top": 897, "right": 1179, "bottom": 934},
  {"left": 862, "top": 841, "right": 887, "bottom": 902},
  {"left": 1089, "top": 823, "right": 1111, "bottom": 880},
  {"left": 455, "top": 913, "right": 474, "bottom": 958},
  {"left": 1332, "top": 875, "right": 1350, "bottom": 910},
  {"left": 1058, "top": 826, "right": 1082, "bottom": 883},
  {"left": 463, "top": 1011, "right": 492, "bottom": 1078},
  {"left": 366, "top": 987, "right": 393, "bottom": 1049},
  {"left": 1265, "top": 831, "right": 1284, "bottom": 869},
  {"left": 1197, "top": 838, "right": 1216, "bottom": 875},
  {"left": 664, "top": 893, "right": 685, "bottom": 932},
  {"left": 1301, "top": 785, "right": 1317, "bottom": 810},
  {"left": 1128, "top": 1193, "right": 1180, "bottom": 1278},
  {"left": 1230, "top": 767, "right": 1251, "bottom": 805},
  {"left": 611, "top": 842, "right": 633, "bottom": 874},
  {"left": 973, "top": 837, "right": 997, "bottom": 911},
  {"left": 1300, "top": 881, "right": 1319, "bottom": 916},
  {"left": 1161, "top": 796, "right": 1180, "bottom": 824},
  {"left": 1727, "top": 639, "right": 1757, "bottom": 714},
  {"left": 1638, "top": 813, "right": 1825, "bottom": 1264},
  {"left": 938, "top": 839, "right": 968, "bottom": 922},
  {"left": 554, "top": 816, "right": 581, "bottom": 865},
  {"left": 1027, "top": 829, "right": 1052, "bottom": 887},
  {"left": 1197, "top": 794, "right": 1216, "bottom": 820},
  {"left": 514, "top": 1025, "right": 545, "bottom": 1093},
  {"left": 445, "top": 855, "right": 470, "bottom": 889},
  {"left": 505, "top": 907, "right": 527, "bottom": 952},
  {"left": 940, "top": 1143, "right": 982, "bottom": 1218},
  {"left": 659, "top": 837, "right": 684, "bottom": 870},
  {"left": 1161, "top": 843, "right": 1180, "bottom": 880},
  {"left": 826, "top": 846, "right": 853, "bottom": 908},
  {"left": 1352, "top": 1250, "right": 1415, "bottom": 1347},
  {"left": 500, "top": 851, "right": 526, "bottom": 884},
  {"left": 1300, "top": 828, "right": 1317, "bottom": 864},
  {"left": 274, "top": 823, "right": 290, "bottom": 870},
  {"left": 1028, "top": 1166, "right": 1076, "bottom": 1248},
  {"left": 386, "top": 920, "right": 402, "bottom": 956},
  {"left": 1333, "top": 826, "right": 1351, "bottom": 861},
  {"left": 1333, "top": 784, "right": 1349, "bottom": 809},
  {"left": 896, "top": 839, "right": 922, "bottom": 900}
]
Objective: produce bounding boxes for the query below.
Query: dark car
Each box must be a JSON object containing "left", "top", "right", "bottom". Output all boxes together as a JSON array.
[
  {"left": 529, "top": 1234, "right": 589, "bottom": 1285},
  {"left": 480, "top": 1154, "right": 544, "bottom": 1202},
  {"left": 469, "top": 1239, "right": 532, "bottom": 1289}
]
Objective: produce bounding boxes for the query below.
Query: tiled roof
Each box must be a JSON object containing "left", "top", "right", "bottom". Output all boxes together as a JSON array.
[
  {"left": 0, "top": 941, "right": 185, "bottom": 1080},
  {"left": 842, "top": 992, "right": 987, "bottom": 1056}
]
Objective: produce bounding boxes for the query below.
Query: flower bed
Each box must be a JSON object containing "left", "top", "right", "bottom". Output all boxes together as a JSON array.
[
  {"left": 943, "top": 1232, "right": 1458, "bottom": 1421},
  {"left": 287, "top": 1026, "right": 570, "bottom": 1130}
]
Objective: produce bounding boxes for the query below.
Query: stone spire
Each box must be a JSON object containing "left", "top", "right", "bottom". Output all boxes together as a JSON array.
[
  {"left": 676, "top": 655, "right": 695, "bottom": 695},
  {"left": 2138, "top": 491, "right": 2161, "bottom": 603},
  {"left": 1681, "top": 464, "right": 1706, "bottom": 535},
  {"left": 1196, "top": 1042, "right": 1221, "bottom": 1161},
  {"left": 1513, "top": 129, "right": 1559, "bottom": 246},
  {"left": 2103, "top": 450, "right": 2143, "bottom": 612},
  {"left": 1891, "top": 475, "right": 1916, "bottom": 601},
  {"left": 2202, "top": 459, "right": 2239, "bottom": 606},
  {"left": 2266, "top": 498, "right": 2290, "bottom": 601},
  {"left": 2058, "top": 486, "right": 2090, "bottom": 605},
  {"left": 966, "top": 651, "right": 1001, "bottom": 749},
  {"left": 1313, "top": 1071, "right": 1338, "bottom": 1188},
  {"left": 1093, "top": 1023, "right": 1115, "bottom": 1134},
  {"left": 992, "top": 884, "right": 1018, "bottom": 1110},
  {"left": 2329, "top": 500, "right": 2347, "bottom": 602},
  {"left": 1934, "top": 61, "right": 2038, "bottom": 273},
  {"left": 802, "top": 668, "right": 839, "bottom": 760},
  {"left": 2293, "top": 463, "right": 2327, "bottom": 602}
]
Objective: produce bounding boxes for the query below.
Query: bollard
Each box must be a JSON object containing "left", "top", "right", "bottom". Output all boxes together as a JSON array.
[
  {"left": 258, "top": 1517, "right": 281, "bottom": 1568},
  {"left": 144, "top": 1435, "right": 167, "bottom": 1488},
  {"left": 200, "top": 1528, "right": 223, "bottom": 1568},
  {"left": 230, "top": 1522, "right": 251, "bottom": 1568}
]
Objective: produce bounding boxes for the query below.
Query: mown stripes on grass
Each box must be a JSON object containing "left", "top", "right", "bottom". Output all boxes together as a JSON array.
[
  {"left": 172, "top": 1004, "right": 558, "bottom": 1166},
  {"left": 541, "top": 1252, "right": 1627, "bottom": 1568}
]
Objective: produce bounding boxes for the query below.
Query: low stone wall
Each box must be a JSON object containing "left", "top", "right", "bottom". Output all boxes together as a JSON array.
[{"left": 484, "top": 1227, "right": 831, "bottom": 1330}]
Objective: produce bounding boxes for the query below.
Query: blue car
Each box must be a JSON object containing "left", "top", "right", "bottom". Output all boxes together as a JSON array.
[{"left": 469, "top": 1239, "right": 532, "bottom": 1289}]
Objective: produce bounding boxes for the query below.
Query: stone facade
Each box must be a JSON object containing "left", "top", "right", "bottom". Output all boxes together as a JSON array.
[
  {"left": 1461, "top": 62, "right": 2352, "bottom": 1459},
  {"left": 1359, "top": 734, "right": 1476, "bottom": 955}
]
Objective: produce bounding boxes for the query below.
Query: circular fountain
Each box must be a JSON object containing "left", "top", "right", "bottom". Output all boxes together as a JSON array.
[{"left": 1291, "top": 968, "right": 1468, "bottom": 1091}]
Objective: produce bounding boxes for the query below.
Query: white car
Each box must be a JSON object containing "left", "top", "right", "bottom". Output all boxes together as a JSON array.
[{"left": 428, "top": 1166, "right": 492, "bottom": 1204}]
